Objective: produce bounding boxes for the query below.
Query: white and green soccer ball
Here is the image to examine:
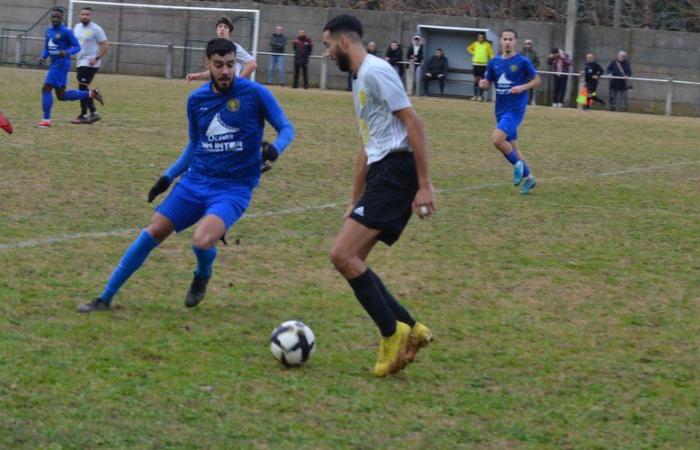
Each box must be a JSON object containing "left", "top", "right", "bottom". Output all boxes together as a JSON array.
[{"left": 270, "top": 320, "right": 316, "bottom": 367}]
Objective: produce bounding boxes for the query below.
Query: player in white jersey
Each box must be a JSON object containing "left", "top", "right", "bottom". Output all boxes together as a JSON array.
[
  {"left": 186, "top": 16, "right": 257, "bottom": 81},
  {"left": 323, "top": 15, "right": 435, "bottom": 378},
  {"left": 71, "top": 6, "right": 108, "bottom": 124}
]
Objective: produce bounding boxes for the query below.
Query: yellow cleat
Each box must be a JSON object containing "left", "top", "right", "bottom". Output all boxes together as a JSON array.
[
  {"left": 373, "top": 322, "right": 411, "bottom": 377},
  {"left": 404, "top": 322, "right": 433, "bottom": 363}
]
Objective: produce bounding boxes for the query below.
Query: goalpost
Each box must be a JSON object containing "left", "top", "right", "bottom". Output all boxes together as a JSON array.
[{"left": 67, "top": 0, "right": 261, "bottom": 80}]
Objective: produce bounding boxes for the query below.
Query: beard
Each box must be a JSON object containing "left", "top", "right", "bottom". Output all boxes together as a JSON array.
[
  {"left": 336, "top": 51, "right": 351, "bottom": 73},
  {"left": 211, "top": 72, "right": 232, "bottom": 93}
]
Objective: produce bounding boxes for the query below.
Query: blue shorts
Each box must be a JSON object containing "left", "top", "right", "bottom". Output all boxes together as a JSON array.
[
  {"left": 156, "top": 174, "right": 253, "bottom": 233},
  {"left": 45, "top": 66, "right": 70, "bottom": 88},
  {"left": 496, "top": 111, "right": 524, "bottom": 142}
]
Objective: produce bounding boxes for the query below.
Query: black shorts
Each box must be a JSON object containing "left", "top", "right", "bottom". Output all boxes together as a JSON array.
[
  {"left": 350, "top": 151, "right": 418, "bottom": 246},
  {"left": 76, "top": 66, "right": 99, "bottom": 86},
  {"left": 473, "top": 65, "right": 486, "bottom": 78}
]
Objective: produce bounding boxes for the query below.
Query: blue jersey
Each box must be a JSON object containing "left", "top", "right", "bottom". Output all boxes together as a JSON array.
[
  {"left": 179, "top": 77, "right": 294, "bottom": 185},
  {"left": 42, "top": 25, "right": 81, "bottom": 70},
  {"left": 485, "top": 53, "right": 537, "bottom": 116}
]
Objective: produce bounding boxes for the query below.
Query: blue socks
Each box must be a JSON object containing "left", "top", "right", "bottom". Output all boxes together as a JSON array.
[
  {"left": 100, "top": 230, "right": 159, "bottom": 302},
  {"left": 193, "top": 245, "right": 217, "bottom": 278},
  {"left": 42, "top": 90, "right": 90, "bottom": 120},
  {"left": 505, "top": 149, "right": 530, "bottom": 178},
  {"left": 63, "top": 89, "right": 90, "bottom": 101},
  {"left": 42, "top": 91, "right": 53, "bottom": 120}
]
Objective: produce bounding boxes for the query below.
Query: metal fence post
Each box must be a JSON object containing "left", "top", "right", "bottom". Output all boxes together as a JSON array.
[
  {"left": 406, "top": 61, "right": 415, "bottom": 96},
  {"left": 15, "top": 34, "right": 23, "bottom": 66},
  {"left": 165, "top": 44, "right": 173, "bottom": 79},
  {"left": 665, "top": 77, "right": 673, "bottom": 117},
  {"left": 320, "top": 56, "right": 328, "bottom": 90}
]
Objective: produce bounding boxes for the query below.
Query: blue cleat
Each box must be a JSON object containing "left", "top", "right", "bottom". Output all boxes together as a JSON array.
[
  {"left": 513, "top": 160, "right": 524, "bottom": 186},
  {"left": 519, "top": 176, "right": 537, "bottom": 195}
]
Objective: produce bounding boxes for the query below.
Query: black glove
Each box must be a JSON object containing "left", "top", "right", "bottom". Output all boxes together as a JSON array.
[
  {"left": 261, "top": 141, "right": 279, "bottom": 163},
  {"left": 261, "top": 161, "right": 272, "bottom": 173},
  {"left": 147, "top": 175, "right": 171, "bottom": 203}
]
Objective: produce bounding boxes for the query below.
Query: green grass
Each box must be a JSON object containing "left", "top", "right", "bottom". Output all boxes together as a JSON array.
[{"left": 1, "top": 66, "right": 699, "bottom": 449}]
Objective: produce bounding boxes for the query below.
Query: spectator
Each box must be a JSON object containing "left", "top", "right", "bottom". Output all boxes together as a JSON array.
[
  {"left": 348, "top": 41, "right": 382, "bottom": 90},
  {"left": 292, "top": 29, "right": 313, "bottom": 89},
  {"left": 367, "top": 41, "right": 381, "bottom": 57},
  {"left": 548, "top": 47, "right": 571, "bottom": 107},
  {"left": 521, "top": 39, "right": 540, "bottom": 104},
  {"left": 422, "top": 48, "right": 449, "bottom": 96},
  {"left": 406, "top": 35, "right": 423, "bottom": 65},
  {"left": 267, "top": 25, "right": 287, "bottom": 86},
  {"left": 584, "top": 53, "right": 606, "bottom": 109},
  {"left": 385, "top": 40, "right": 403, "bottom": 78},
  {"left": 606, "top": 50, "right": 632, "bottom": 112},
  {"left": 467, "top": 32, "right": 494, "bottom": 101}
]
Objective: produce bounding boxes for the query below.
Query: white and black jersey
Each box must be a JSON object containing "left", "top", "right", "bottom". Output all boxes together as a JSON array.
[{"left": 353, "top": 54, "right": 412, "bottom": 164}]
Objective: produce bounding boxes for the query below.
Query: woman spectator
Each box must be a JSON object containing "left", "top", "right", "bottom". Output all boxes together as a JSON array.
[{"left": 548, "top": 48, "right": 571, "bottom": 107}]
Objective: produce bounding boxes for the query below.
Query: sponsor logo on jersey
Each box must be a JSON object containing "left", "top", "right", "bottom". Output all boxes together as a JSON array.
[
  {"left": 226, "top": 98, "right": 240, "bottom": 112},
  {"left": 203, "top": 112, "right": 243, "bottom": 152}
]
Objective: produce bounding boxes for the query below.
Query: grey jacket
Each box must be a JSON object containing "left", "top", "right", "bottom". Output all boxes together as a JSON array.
[{"left": 270, "top": 33, "right": 287, "bottom": 53}]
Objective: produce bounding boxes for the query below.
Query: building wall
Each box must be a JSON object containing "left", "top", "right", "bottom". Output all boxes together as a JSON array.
[{"left": 1, "top": 0, "right": 699, "bottom": 115}]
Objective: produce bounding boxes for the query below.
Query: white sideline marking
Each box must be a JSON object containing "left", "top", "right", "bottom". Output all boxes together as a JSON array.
[{"left": 0, "top": 160, "right": 698, "bottom": 252}]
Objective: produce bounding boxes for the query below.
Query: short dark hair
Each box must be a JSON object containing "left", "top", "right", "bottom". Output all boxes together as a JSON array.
[
  {"left": 51, "top": 6, "right": 65, "bottom": 14},
  {"left": 80, "top": 6, "right": 93, "bottom": 11},
  {"left": 216, "top": 16, "right": 233, "bottom": 33},
  {"left": 501, "top": 29, "right": 517, "bottom": 38},
  {"left": 206, "top": 38, "right": 236, "bottom": 58},
  {"left": 478, "top": 32, "right": 486, "bottom": 37},
  {"left": 323, "top": 14, "right": 363, "bottom": 39}
]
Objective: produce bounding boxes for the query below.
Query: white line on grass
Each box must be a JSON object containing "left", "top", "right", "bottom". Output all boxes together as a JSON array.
[{"left": 1, "top": 160, "right": 698, "bottom": 251}]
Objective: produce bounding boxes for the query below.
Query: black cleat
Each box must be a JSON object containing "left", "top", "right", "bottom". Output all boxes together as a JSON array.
[
  {"left": 78, "top": 298, "right": 110, "bottom": 313},
  {"left": 185, "top": 273, "right": 210, "bottom": 308}
]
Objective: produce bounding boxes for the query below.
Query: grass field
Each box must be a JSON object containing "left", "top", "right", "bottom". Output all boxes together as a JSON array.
[{"left": 0, "top": 65, "right": 699, "bottom": 449}]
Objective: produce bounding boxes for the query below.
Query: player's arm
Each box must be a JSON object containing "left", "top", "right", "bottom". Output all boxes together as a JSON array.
[
  {"left": 478, "top": 61, "right": 495, "bottom": 89},
  {"left": 95, "top": 28, "right": 109, "bottom": 64},
  {"left": 258, "top": 85, "right": 295, "bottom": 163},
  {"left": 39, "top": 34, "right": 49, "bottom": 65},
  {"left": 235, "top": 46, "right": 257, "bottom": 79},
  {"left": 67, "top": 30, "right": 82, "bottom": 56},
  {"left": 467, "top": 42, "right": 475, "bottom": 55},
  {"left": 185, "top": 70, "right": 209, "bottom": 82},
  {"left": 148, "top": 97, "right": 197, "bottom": 202},
  {"left": 511, "top": 74, "right": 541, "bottom": 94},
  {"left": 239, "top": 60, "right": 258, "bottom": 79},
  {"left": 394, "top": 107, "right": 435, "bottom": 217},
  {"left": 344, "top": 145, "right": 368, "bottom": 220}
]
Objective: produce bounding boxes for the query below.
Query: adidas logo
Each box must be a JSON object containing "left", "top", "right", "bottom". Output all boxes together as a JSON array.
[{"left": 353, "top": 206, "right": 364, "bottom": 217}]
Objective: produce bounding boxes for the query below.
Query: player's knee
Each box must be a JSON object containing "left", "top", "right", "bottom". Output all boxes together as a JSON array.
[
  {"left": 329, "top": 246, "right": 350, "bottom": 273},
  {"left": 192, "top": 234, "right": 217, "bottom": 250},
  {"left": 55, "top": 92, "right": 65, "bottom": 101}
]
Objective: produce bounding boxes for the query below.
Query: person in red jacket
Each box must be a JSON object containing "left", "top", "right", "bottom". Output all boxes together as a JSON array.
[
  {"left": 292, "top": 29, "right": 313, "bottom": 89},
  {"left": 0, "top": 112, "right": 13, "bottom": 134}
]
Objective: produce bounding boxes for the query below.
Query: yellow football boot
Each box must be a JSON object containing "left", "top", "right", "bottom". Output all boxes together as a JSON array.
[
  {"left": 373, "top": 321, "right": 411, "bottom": 377},
  {"left": 404, "top": 322, "right": 433, "bottom": 363}
]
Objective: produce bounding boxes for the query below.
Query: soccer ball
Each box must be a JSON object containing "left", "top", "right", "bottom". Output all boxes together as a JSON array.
[{"left": 269, "top": 320, "right": 316, "bottom": 367}]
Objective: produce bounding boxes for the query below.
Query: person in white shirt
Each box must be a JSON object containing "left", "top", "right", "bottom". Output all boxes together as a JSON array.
[
  {"left": 186, "top": 16, "right": 257, "bottom": 81},
  {"left": 72, "top": 6, "right": 108, "bottom": 124},
  {"left": 323, "top": 14, "right": 436, "bottom": 378}
]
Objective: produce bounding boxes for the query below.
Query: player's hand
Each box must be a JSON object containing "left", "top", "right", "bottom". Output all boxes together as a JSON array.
[
  {"left": 478, "top": 79, "right": 489, "bottom": 90},
  {"left": 412, "top": 183, "right": 436, "bottom": 219},
  {"left": 261, "top": 141, "right": 279, "bottom": 163},
  {"left": 147, "top": 175, "right": 171, "bottom": 203},
  {"left": 510, "top": 85, "right": 527, "bottom": 94},
  {"left": 59, "top": 50, "right": 67, "bottom": 57},
  {"left": 261, "top": 161, "right": 273, "bottom": 173},
  {"left": 38, "top": 57, "right": 45, "bottom": 67},
  {"left": 185, "top": 73, "right": 196, "bottom": 82},
  {"left": 89, "top": 57, "right": 98, "bottom": 65}
]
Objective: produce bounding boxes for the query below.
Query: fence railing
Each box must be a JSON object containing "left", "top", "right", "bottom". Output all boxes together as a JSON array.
[{"left": 4, "top": 33, "right": 700, "bottom": 117}]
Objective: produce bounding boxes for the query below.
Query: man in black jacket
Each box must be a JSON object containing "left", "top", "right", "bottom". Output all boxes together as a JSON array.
[
  {"left": 267, "top": 25, "right": 287, "bottom": 86},
  {"left": 292, "top": 29, "right": 313, "bottom": 89},
  {"left": 606, "top": 50, "right": 632, "bottom": 112},
  {"left": 584, "top": 53, "right": 606, "bottom": 109},
  {"left": 422, "top": 49, "right": 448, "bottom": 96}
]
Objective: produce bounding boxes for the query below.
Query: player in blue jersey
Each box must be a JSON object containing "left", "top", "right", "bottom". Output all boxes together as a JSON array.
[
  {"left": 78, "top": 38, "right": 294, "bottom": 313},
  {"left": 479, "top": 29, "right": 540, "bottom": 194},
  {"left": 36, "top": 7, "right": 104, "bottom": 128}
]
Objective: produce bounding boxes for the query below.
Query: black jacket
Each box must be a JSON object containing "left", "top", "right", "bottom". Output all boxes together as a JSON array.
[
  {"left": 292, "top": 36, "right": 313, "bottom": 65},
  {"left": 606, "top": 59, "right": 632, "bottom": 90},
  {"left": 585, "top": 61, "right": 604, "bottom": 83},
  {"left": 270, "top": 33, "right": 287, "bottom": 53},
  {"left": 406, "top": 44, "right": 423, "bottom": 64},
  {"left": 424, "top": 55, "right": 448, "bottom": 76}
]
